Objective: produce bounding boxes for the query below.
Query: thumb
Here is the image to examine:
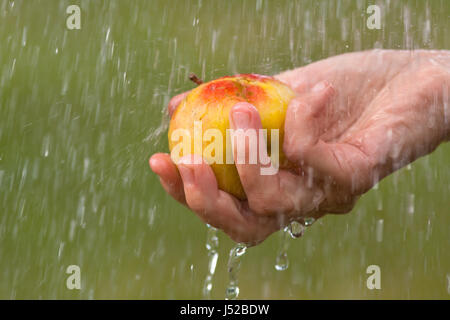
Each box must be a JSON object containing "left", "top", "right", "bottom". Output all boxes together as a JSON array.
[
  {"left": 283, "top": 81, "right": 374, "bottom": 194},
  {"left": 283, "top": 81, "right": 335, "bottom": 165}
]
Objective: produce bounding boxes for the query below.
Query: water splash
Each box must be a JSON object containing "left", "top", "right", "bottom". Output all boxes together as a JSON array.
[
  {"left": 225, "top": 243, "right": 247, "bottom": 300},
  {"left": 202, "top": 225, "right": 219, "bottom": 299}
]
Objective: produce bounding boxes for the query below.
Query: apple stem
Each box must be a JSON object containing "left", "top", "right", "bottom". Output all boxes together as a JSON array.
[{"left": 189, "top": 73, "right": 203, "bottom": 85}]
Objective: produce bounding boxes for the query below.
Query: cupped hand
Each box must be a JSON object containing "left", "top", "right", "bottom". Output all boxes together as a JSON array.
[{"left": 150, "top": 49, "right": 450, "bottom": 245}]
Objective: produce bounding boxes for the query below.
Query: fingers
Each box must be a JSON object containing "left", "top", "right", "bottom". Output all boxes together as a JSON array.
[
  {"left": 150, "top": 150, "right": 324, "bottom": 244},
  {"left": 228, "top": 102, "right": 289, "bottom": 214},
  {"left": 283, "top": 81, "right": 336, "bottom": 164},
  {"left": 176, "top": 155, "right": 281, "bottom": 245},
  {"left": 168, "top": 91, "right": 190, "bottom": 117},
  {"left": 177, "top": 155, "right": 220, "bottom": 217},
  {"left": 283, "top": 82, "right": 374, "bottom": 194},
  {"left": 149, "top": 153, "right": 186, "bottom": 205},
  {"left": 300, "top": 140, "right": 374, "bottom": 194},
  {"left": 153, "top": 88, "right": 337, "bottom": 243},
  {"left": 229, "top": 102, "right": 323, "bottom": 216}
]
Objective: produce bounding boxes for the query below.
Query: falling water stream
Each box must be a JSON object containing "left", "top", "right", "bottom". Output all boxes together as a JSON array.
[
  {"left": 275, "top": 226, "right": 291, "bottom": 271},
  {"left": 202, "top": 224, "right": 219, "bottom": 299},
  {"left": 225, "top": 243, "right": 247, "bottom": 300},
  {"left": 216, "top": 218, "right": 317, "bottom": 299},
  {"left": 202, "top": 225, "right": 249, "bottom": 300},
  {"left": 275, "top": 219, "right": 315, "bottom": 272}
]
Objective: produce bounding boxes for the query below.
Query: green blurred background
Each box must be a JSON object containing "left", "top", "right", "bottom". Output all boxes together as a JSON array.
[{"left": 0, "top": 0, "right": 449, "bottom": 299}]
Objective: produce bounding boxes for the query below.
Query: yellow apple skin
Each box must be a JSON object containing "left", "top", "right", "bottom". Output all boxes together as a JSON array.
[{"left": 168, "top": 74, "right": 296, "bottom": 200}]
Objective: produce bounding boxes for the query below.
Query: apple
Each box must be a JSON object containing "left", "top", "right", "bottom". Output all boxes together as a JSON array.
[{"left": 168, "top": 74, "right": 296, "bottom": 200}]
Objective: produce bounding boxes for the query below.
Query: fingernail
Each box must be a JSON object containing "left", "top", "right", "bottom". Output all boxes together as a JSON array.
[
  {"left": 178, "top": 165, "right": 194, "bottom": 185},
  {"left": 232, "top": 110, "right": 250, "bottom": 128},
  {"left": 312, "top": 81, "right": 328, "bottom": 92}
]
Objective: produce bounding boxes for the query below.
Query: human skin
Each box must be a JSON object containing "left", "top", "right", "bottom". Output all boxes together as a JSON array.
[
  {"left": 150, "top": 50, "right": 450, "bottom": 246},
  {"left": 168, "top": 74, "right": 296, "bottom": 200}
]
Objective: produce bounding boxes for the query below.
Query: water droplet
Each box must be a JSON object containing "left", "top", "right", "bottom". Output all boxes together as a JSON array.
[
  {"left": 288, "top": 221, "right": 304, "bottom": 238},
  {"left": 105, "top": 27, "right": 110, "bottom": 42},
  {"left": 42, "top": 135, "right": 50, "bottom": 157},
  {"left": 407, "top": 193, "right": 415, "bottom": 215},
  {"left": 446, "top": 274, "right": 450, "bottom": 294},
  {"left": 57, "top": 242, "right": 65, "bottom": 259},
  {"left": 68, "top": 219, "right": 76, "bottom": 242},
  {"left": 21, "top": 27, "right": 27, "bottom": 47},
  {"left": 225, "top": 243, "right": 247, "bottom": 300},
  {"left": 225, "top": 285, "right": 239, "bottom": 300},
  {"left": 275, "top": 226, "right": 290, "bottom": 271},
  {"left": 203, "top": 225, "right": 219, "bottom": 299},
  {"left": 205, "top": 224, "right": 219, "bottom": 251},
  {"left": 304, "top": 217, "right": 316, "bottom": 226},
  {"left": 234, "top": 244, "right": 247, "bottom": 257},
  {"left": 203, "top": 274, "right": 214, "bottom": 298},
  {"left": 425, "top": 218, "right": 432, "bottom": 241},
  {"left": 275, "top": 252, "right": 289, "bottom": 271},
  {"left": 376, "top": 219, "right": 384, "bottom": 242},
  {"left": 207, "top": 251, "right": 218, "bottom": 275}
]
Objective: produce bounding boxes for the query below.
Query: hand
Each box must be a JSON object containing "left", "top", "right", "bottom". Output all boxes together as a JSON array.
[
  {"left": 150, "top": 50, "right": 450, "bottom": 245},
  {"left": 278, "top": 49, "right": 449, "bottom": 212},
  {"left": 150, "top": 101, "right": 324, "bottom": 245}
]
